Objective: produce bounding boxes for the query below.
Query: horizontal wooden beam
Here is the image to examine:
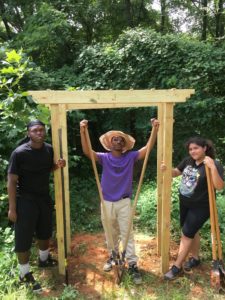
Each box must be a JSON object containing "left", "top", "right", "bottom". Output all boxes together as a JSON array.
[
  {"left": 29, "top": 89, "right": 195, "bottom": 107},
  {"left": 66, "top": 102, "right": 160, "bottom": 110}
]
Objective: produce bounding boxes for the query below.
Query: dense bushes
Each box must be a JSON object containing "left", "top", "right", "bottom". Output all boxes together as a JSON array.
[
  {"left": 46, "top": 29, "right": 225, "bottom": 166},
  {"left": 0, "top": 48, "right": 50, "bottom": 228},
  {"left": 1, "top": 30, "right": 225, "bottom": 233}
]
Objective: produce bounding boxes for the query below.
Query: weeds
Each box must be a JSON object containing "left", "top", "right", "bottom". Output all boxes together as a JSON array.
[{"left": 0, "top": 180, "right": 224, "bottom": 299}]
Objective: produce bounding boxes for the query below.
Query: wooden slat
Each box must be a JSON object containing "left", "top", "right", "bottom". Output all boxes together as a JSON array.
[
  {"left": 160, "top": 103, "right": 174, "bottom": 273},
  {"left": 50, "top": 104, "right": 65, "bottom": 275},
  {"left": 29, "top": 89, "right": 195, "bottom": 105},
  {"left": 156, "top": 104, "right": 164, "bottom": 256},
  {"left": 58, "top": 104, "right": 71, "bottom": 255},
  {"left": 66, "top": 102, "right": 160, "bottom": 110}
]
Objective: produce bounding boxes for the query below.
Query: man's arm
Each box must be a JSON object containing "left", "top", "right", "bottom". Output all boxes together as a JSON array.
[
  {"left": 138, "top": 118, "right": 160, "bottom": 160},
  {"left": 80, "top": 119, "right": 98, "bottom": 161},
  {"left": 7, "top": 173, "right": 18, "bottom": 222}
]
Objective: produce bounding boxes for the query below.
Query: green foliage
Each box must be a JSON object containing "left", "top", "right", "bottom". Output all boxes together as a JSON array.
[
  {"left": 0, "top": 227, "right": 18, "bottom": 296},
  {"left": 135, "top": 181, "right": 157, "bottom": 234},
  {"left": 14, "top": 3, "right": 75, "bottom": 70},
  {"left": 61, "top": 28, "right": 225, "bottom": 164},
  {"left": 70, "top": 176, "right": 102, "bottom": 233},
  {"left": 59, "top": 285, "right": 80, "bottom": 300},
  {"left": 0, "top": 47, "right": 50, "bottom": 228},
  {"left": 0, "top": 47, "right": 50, "bottom": 155}
]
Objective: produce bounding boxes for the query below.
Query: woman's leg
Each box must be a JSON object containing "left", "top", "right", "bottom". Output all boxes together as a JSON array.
[
  {"left": 189, "top": 231, "right": 200, "bottom": 259},
  {"left": 175, "top": 233, "right": 194, "bottom": 268}
]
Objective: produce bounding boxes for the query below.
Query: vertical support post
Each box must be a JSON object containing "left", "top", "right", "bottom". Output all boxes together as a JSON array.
[
  {"left": 59, "top": 104, "right": 71, "bottom": 255},
  {"left": 157, "top": 104, "right": 164, "bottom": 256},
  {"left": 50, "top": 104, "right": 71, "bottom": 275},
  {"left": 160, "top": 103, "right": 174, "bottom": 273}
]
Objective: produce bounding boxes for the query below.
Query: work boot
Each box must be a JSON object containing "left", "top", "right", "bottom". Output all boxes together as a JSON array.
[
  {"left": 128, "top": 263, "right": 142, "bottom": 285},
  {"left": 164, "top": 265, "right": 183, "bottom": 280},
  {"left": 38, "top": 254, "right": 58, "bottom": 268},
  {"left": 183, "top": 257, "right": 200, "bottom": 272},
  {"left": 19, "top": 272, "right": 42, "bottom": 293},
  {"left": 103, "top": 256, "right": 114, "bottom": 272}
]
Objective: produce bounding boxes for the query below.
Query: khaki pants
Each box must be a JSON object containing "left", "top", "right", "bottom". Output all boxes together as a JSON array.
[{"left": 101, "top": 197, "right": 138, "bottom": 265}]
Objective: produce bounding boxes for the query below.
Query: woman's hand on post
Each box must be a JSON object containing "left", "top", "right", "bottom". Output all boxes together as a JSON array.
[
  {"left": 161, "top": 161, "right": 167, "bottom": 172},
  {"left": 203, "top": 156, "right": 215, "bottom": 169}
]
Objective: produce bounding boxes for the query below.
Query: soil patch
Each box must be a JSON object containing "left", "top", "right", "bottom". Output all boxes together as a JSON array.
[{"left": 43, "top": 232, "right": 210, "bottom": 299}]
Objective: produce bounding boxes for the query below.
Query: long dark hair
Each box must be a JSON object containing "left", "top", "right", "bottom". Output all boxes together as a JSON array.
[{"left": 185, "top": 136, "right": 215, "bottom": 159}]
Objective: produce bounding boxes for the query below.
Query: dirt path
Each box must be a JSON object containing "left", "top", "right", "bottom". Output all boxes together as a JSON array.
[
  {"left": 40, "top": 232, "right": 225, "bottom": 299},
  {"left": 62, "top": 232, "right": 211, "bottom": 299}
]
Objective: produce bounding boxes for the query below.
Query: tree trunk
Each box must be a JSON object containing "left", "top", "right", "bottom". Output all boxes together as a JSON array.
[
  {"left": 14, "top": 6, "right": 24, "bottom": 31},
  {"left": 124, "top": 0, "right": 133, "bottom": 27},
  {"left": 201, "top": 0, "right": 208, "bottom": 40},
  {"left": 160, "top": 0, "right": 166, "bottom": 34},
  {"left": 215, "top": 0, "right": 224, "bottom": 38},
  {"left": 0, "top": 0, "right": 12, "bottom": 39}
]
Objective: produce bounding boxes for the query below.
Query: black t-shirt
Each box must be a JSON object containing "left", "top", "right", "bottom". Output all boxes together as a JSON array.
[
  {"left": 177, "top": 157, "right": 224, "bottom": 208},
  {"left": 8, "top": 142, "right": 54, "bottom": 196}
]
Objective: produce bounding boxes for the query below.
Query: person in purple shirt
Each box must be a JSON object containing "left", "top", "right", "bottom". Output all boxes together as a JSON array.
[{"left": 80, "top": 119, "right": 159, "bottom": 284}]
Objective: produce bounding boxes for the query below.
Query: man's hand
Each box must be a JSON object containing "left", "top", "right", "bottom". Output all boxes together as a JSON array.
[
  {"left": 8, "top": 209, "right": 17, "bottom": 223},
  {"left": 56, "top": 159, "right": 66, "bottom": 168},
  {"left": 151, "top": 118, "right": 160, "bottom": 130},
  {"left": 80, "top": 119, "right": 88, "bottom": 133}
]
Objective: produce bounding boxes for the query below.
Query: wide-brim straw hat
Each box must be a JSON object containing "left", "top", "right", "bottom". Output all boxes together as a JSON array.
[{"left": 99, "top": 130, "right": 135, "bottom": 152}]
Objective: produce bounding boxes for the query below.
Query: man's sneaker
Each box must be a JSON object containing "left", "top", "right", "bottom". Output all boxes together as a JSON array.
[
  {"left": 103, "top": 256, "right": 114, "bottom": 272},
  {"left": 164, "top": 265, "right": 183, "bottom": 280},
  {"left": 128, "top": 263, "right": 142, "bottom": 285},
  {"left": 19, "top": 272, "right": 42, "bottom": 293},
  {"left": 183, "top": 257, "right": 200, "bottom": 272},
  {"left": 38, "top": 254, "right": 58, "bottom": 268}
]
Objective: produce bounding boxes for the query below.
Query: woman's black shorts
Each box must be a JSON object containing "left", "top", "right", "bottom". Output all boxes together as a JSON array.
[
  {"left": 15, "top": 194, "right": 53, "bottom": 252},
  {"left": 180, "top": 202, "right": 210, "bottom": 239}
]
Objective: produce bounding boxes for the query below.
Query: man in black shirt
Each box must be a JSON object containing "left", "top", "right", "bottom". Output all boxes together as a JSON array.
[{"left": 7, "top": 120, "right": 66, "bottom": 293}]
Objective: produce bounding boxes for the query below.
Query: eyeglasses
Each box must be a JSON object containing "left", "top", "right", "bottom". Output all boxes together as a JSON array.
[{"left": 111, "top": 136, "right": 125, "bottom": 144}]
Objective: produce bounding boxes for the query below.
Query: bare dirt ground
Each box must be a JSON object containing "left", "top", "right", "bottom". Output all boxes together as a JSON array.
[{"left": 40, "top": 232, "right": 221, "bottom": 299}]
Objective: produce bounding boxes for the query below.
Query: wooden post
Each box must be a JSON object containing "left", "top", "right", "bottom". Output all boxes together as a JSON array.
[
  {"left": 58, "top": 104, "right": 71, "bottom": 255},
  {"left": 28, "top": 89, "right": 194, "bottom": 275},
  {"left": 50, "top": 104, "right": 71, "bottom": 275},
  {"left": 160, "top": 103, "right": 174, "bottom": 273},
  {"left": 157, "top": 103, "right": 164, "bottom": 256}
]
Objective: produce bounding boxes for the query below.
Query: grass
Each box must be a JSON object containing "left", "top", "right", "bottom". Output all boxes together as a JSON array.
[{"left": 0, "top": 180, "right": 225, "bottom": 299}]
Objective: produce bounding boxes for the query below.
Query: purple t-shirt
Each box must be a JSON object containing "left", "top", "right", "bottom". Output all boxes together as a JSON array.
[{"left": 96, "top": 151, "right": 139, "bottom": 202}]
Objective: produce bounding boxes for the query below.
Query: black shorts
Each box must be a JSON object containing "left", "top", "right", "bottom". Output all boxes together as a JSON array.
[
  {"left": 15, "top": 194, "right": 53, "bottom": 252},
  {"left": 180, "top": 202, "right": 210, "bottom": 239}
]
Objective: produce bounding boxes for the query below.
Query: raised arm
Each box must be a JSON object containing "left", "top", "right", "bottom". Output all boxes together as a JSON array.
[
  {"left": 80, "top": 119, "right": 98, "bottom": 161},
  {"left": 7, "top": 173, "right": 18, "bottom": 222},
  {"left": 138, "top": 118, "right": 160, "bottom": 160},
  {"left": 204, "top": 156, "right": 224, "bottom": 190}
]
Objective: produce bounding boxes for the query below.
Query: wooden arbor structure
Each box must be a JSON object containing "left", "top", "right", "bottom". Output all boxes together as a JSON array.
[{"left": 29, "top": 89, "right": 194, "bottom": 275}]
